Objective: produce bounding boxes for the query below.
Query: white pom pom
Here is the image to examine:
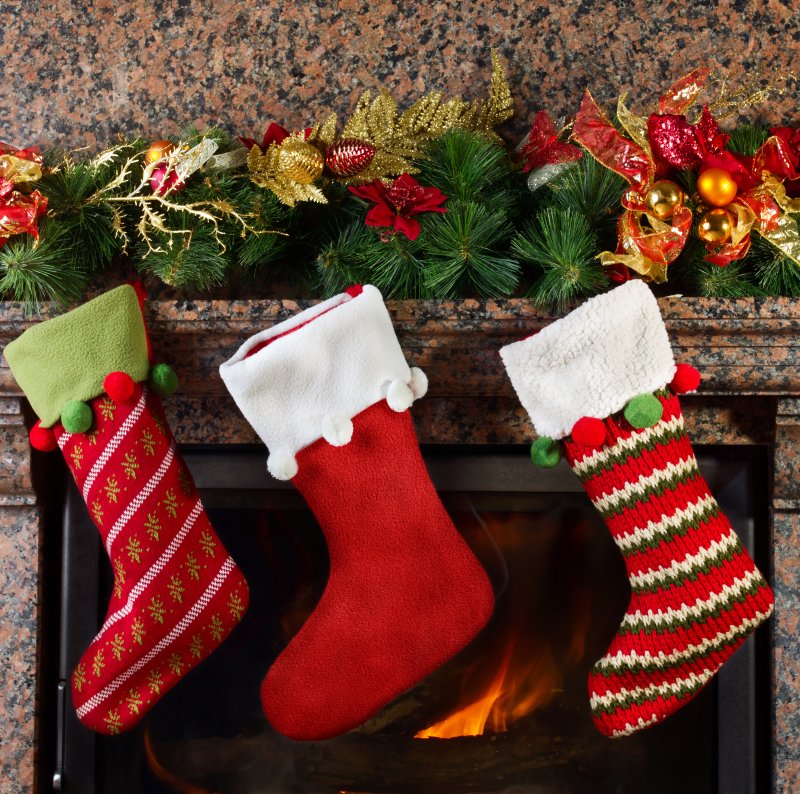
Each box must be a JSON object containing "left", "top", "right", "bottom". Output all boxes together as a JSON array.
[
  {"left": 408, "top": 367, "right": 428, "bottom": 400},
  {"left": 386, "top": 378, "right": 414, "bottom": 412},
  {"left": 321, "top": 413, "right": 354, "bottom": 446},
  {"left": 267, "top": 451, "right": 298, "bottom": 481}
]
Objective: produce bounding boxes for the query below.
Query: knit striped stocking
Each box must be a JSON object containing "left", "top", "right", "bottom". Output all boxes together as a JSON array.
[
  {"left": 564, "top": 387, "right": 773, "bottom": 736},
  {"left": 500, "top": 280, "right": 774, "bottom": 737},
  {"left": 4, "top": 285, "right": 248, "bottom": 734},
  {"left": 56, "top": 384, "right": 248, "bottom": 734}
]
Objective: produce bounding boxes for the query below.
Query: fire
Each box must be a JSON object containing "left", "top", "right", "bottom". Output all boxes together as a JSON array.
[
  {"left": 143, "top": 728, "right": 216, "bottom": 794},
  {"left": 414, "top": 511, "right": 594, "bottom": 740}
]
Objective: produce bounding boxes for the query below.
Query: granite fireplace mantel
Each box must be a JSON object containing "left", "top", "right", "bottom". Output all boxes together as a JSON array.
[{"left": 1, "top": 296, "right": 799, "bottom": 793}]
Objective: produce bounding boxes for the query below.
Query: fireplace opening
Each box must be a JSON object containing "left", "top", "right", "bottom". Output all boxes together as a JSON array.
[{"left": 51, "top": 444, "right": 772, "bottom": 794}]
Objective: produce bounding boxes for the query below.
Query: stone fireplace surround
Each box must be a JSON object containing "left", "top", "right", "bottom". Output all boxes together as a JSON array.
[{"left": 0, "top": 295, "right": 798, "bottom": 793}]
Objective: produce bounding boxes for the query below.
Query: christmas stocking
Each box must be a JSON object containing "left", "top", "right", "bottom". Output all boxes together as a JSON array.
[
  {"left": 220, "top": 284, "right": 494, "bottom": 740},
  {"left": 5, "top": 285, "right": 249, "bottom": 734},
  {"left": 500, "top": 280, "right": 774, "bottom": 738}
]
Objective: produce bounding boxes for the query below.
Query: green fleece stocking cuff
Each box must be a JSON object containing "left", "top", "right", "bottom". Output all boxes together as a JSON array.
[{"left": 4, "top": 285, "right": 150, "bottom": 427}]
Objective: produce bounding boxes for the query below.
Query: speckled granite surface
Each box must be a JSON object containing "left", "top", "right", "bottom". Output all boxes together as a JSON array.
[
  {"left": 1, "top": 1, "right": 799, "bottom": 149},
  {"left": 0, "top": 297, "right": 798, "bottom": 792}
]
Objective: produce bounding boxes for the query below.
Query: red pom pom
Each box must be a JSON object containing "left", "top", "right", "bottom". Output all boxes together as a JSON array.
[
  {"left": 571, "top": 416, "right": 607, "bottom": 449},
  {"left": 104, "top": 371, "right": 136, "bottom": 403},
  {"left": 29, "top": 421, "right": 57, "bottom": 452},
  {"left": 670, "top": 363, "right": 701, "bottom": 394},
  {"left": 345, "top": 284, "right": 363, "bottom": 297}
]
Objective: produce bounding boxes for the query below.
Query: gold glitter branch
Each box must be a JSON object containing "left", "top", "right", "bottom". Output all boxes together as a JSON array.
[{"left": 247, "top": 50, "right": 514, "bottom": 205}]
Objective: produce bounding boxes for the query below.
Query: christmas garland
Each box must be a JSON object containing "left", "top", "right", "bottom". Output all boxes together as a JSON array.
[{"left": 1, "top": 59, "right": 799, "bottom": 310}]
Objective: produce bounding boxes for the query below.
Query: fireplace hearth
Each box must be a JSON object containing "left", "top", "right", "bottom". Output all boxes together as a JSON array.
[{"left": 1, "top": 295, "right": 798, "bottom": 793}]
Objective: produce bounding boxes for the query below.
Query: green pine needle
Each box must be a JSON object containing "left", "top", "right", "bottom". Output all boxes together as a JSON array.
[
  {"left": 727, "top": 125, "right": 770, "bottom": 156},
  {"left": 422, "top": 200, "right": 518, "bottom": 297},
  {"left": 691, "top": 258, "right": 761, "bottom": 298},
  {"left": 545, "top": 155, "right": 626, "bottom": 232},
  {"left": 136, "top": 227, "right": 230, "bottom": 290},
  {"left": 749, "top": 230, "right": 800, "bottom": 295},
  {"left": 0, "top": 222, "right": 87, "bottom": 309},
  {"left": 512, "top": 207, "right": 607, "bottom": 310},
  {"left": 415, "top": 129, "right": 515, "bottom": 212}
]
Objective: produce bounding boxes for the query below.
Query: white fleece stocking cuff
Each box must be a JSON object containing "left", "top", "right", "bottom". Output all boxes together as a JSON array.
[
  {"left": 219, "top": 285, "right": 427, "bottom": 480},
  {"left": 499, "top": 281, "right": 676, "bottom": 439}
]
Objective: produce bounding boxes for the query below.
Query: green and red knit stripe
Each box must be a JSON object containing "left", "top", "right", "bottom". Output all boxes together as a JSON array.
[
  {"left": 564, "top": 389, "right": 774, "bottom": 738},
  {"left": 55, "top": 383, "right": 248, "bottom": 735}
]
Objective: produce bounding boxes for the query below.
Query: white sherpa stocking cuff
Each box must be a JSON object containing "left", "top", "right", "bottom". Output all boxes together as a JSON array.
[
  {"left": 499, "top": 281, "right": 676, "bottom": 440},
  {"left": 219, "top": 285, "right": 427, "bottom": 480}
]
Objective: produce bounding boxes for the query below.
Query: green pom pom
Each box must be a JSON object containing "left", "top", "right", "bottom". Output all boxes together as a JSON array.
[
  {"left": 623, "top": 393, "right": 664, "bottom": 429},
  {"left": 61, "top": 400, "right": 92, "bottom": 434},
  {"left": 149, "top": 363, "right": 179, "bottom": 396},
  {"left": 530, "top": 436, "right": 562, "bottom": 468}
]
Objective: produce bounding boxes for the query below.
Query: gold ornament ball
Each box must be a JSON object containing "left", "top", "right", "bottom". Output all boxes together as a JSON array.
[
  {"left": 145, "top": 140, "right": 175, "bottom": 165},
  {"left": 697, "top": 167, "right": 738, "bottom": 207},
  {"left": 277, "top": 139, "right": 324, "bottom": 184},
  {"left": 698, "top": 208, "right": 734, "bottom": 245},
  {"left": 645, "top": 180, "right": 684, "bottom": 220}
]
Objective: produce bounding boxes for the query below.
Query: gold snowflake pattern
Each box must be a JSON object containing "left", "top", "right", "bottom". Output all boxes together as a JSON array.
[
  {"left": 93, "top": 649, "right": 105, "bottom": 677},
  {"left": 99, "top": 397, "right": 116, "bottom": 422},
  {"left": 122, "top": 452, "right": 139, "bottom": 479},
  {"left": 104, "top": 475, "right": 120, "bottom": 504},
  {"left": 199, "top": 530, "right": 216, "bottom": 557},
  {"left": 161, "top": 489, "right": 179, "bottom": 519},
  {"left": 104, "top": 709, "right": 122, "bottom": 735},
  {"left": 228, "top": 591, "right": 245, "bottom": 622},
  {"left": 167, "top": 574, "right": 185, "bottom": 603},
  {"left": 141, "top": 428, "right": 156, "bottom": 456},
  {"left": 126, "top": 688, "right": 143, "bottom": 715},
  {"left": 146, "top": 668, "right": 163, "bottom": 696},
  {"left": 70, "top": 445, "right": 84, "bottom": 470},
  {"left": 73, "top": 663, "right": 86, "bottom": 692},
  {"left": 144, "top": 512, "right": 161, "bottom": 542},
  {"left": 148, "top": 596, "right": 166, "bottom": 624},
  {"left": 209, "top": 614, "right": 224, "bottom": 642},
  {"left": 113, "top": 557, "right": 126, "bottom": 598},
  {"left": 167, "top": 652, "right": 184, "bottom": 676},
  {"left": 111, "top": 633, "right": 125, "bottom": 661},
  {"left": 189, "top": 634, "right": 203, "bottom": 659},
  {"left": 131, "top": 617, "right": 145, "bottom": 645},
  {"left": 126, "top": 536, "right": 142, "bottom": 564},
  {"left": 185, "top": 552, "right": 200, "bottom": 581},
  {"left": 91, "top": 499, "right": 104, "bottom": 526}
]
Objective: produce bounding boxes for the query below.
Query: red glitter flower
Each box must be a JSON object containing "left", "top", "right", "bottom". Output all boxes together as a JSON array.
[{"left": 348, "top": 173, "right": 448, "bottom": 240}]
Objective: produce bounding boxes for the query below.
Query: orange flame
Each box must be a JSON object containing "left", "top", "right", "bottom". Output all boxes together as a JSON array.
[
  {"left": 143, "top": 728, "right": 216, "bottom": 794},
  {"left": 415, "top": 512, "right": 594, "bottom": 740}
]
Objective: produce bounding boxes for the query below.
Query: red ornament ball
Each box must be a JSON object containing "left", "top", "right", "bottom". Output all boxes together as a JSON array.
[
  {"left": 104, "top": 371, "right": 136, "bottom": 403},
  {"left": 29, "top": 420, "right": 57, "bottom": 452},
  {"left": 150, "top": 166, "right": 184, "bottom": 196},
  {"left": 571, "top": 416, "right": 607, "bottom": 448},
  {"left": 670, "top": 363, "right": 701, "bottom": 394}
]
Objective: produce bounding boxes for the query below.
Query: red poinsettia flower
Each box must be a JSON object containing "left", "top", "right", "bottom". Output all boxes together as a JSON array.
[
  {"left": 238, "top": 123, "right": 312, "bottom": 152},
  {"left": 756, "top": 126, "right": 800, "bottom": 196},
  {"left": 517, "top": 110, "right": 582, "bottom": 172},
  {"left": 348, "top": 173, "right": 448, "bottom": 240}
]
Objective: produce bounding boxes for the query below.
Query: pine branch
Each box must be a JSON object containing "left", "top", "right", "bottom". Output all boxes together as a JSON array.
[
  {"left": 749, "top": 230, "right": 800, "bottom": 295},
  {"left": 545, "top": 155, "right": 626, "bottom": 233},
  {"left": 415, "top": 129, "right": 515, "bottom": 212},
  {"left": 0, "top": 221, "right": 88, "bottom": 309},
  {"left": 727, "top": 124, "right": 770, "bottom": 156},
  {"left": 136, "top": 225, "right": 230, "bottom": 289},
  {"left": 673, "top": 237, "right": 761, "bottom": 298},
  {"left": 512, "top": 207, "right": 606, "bottom": 310},
  {"left": 422, "top": 200, "right": 518, "bottom": 297}
]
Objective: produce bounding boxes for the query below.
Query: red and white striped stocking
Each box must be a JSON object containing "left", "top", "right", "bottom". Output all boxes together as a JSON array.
[
  {"left": 5, "top": 286, "right": 248, "bottom": 734},
  {"left": 501, "top": 280, "right": 774, "bottom": 737}
]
